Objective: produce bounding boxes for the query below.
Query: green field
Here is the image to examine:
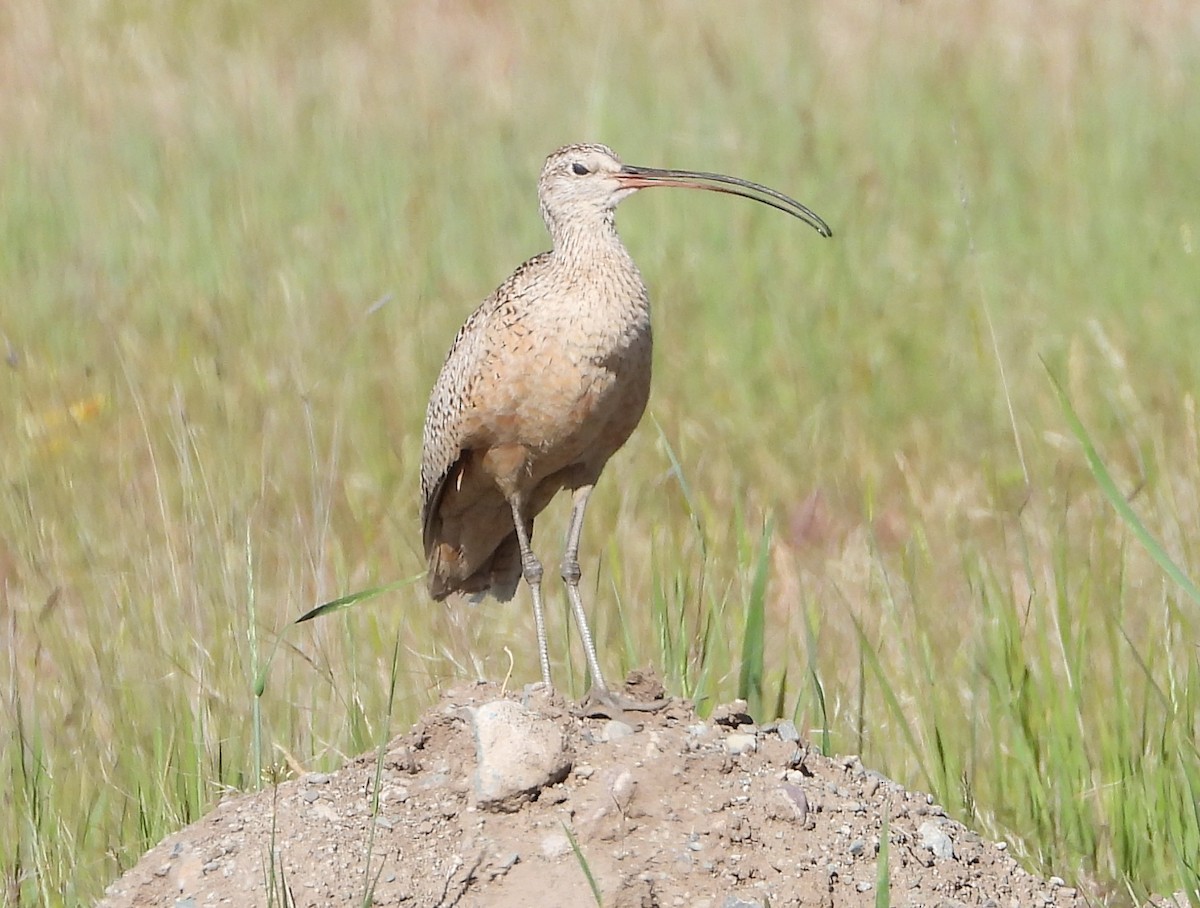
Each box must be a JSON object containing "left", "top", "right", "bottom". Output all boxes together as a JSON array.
[{"left": 3, "top": 2, "right": 1200, "bottom": 903}]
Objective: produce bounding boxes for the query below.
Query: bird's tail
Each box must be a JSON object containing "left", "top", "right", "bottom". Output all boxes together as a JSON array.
[{"left": 428, "top": 531, "right": 522, "bottom": 603}]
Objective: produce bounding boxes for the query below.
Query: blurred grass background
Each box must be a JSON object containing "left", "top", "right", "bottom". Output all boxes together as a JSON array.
[{"left": 2, "top": 0, "right": 1200, "bottom": 903}]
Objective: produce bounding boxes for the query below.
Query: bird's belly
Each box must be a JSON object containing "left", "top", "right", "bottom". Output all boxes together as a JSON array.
[{"left": 473, "top": 338, "right": 651, "bottom": 468}]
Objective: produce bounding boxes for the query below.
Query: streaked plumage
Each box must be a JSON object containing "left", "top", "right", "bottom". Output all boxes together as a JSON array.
[{"left": 420, "top": 143, "right": 830, "bottom": 697}]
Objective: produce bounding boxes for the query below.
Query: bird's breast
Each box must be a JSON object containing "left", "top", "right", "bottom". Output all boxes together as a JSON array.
[{"left": 467, "top": 307, "right": 652, "bottom": 459}]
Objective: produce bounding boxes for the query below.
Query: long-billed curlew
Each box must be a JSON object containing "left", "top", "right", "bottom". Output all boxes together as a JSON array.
[{"left": 421, "top": 143, "right": 830, "bottom": 705}]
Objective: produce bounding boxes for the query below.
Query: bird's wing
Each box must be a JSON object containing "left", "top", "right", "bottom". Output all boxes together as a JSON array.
[{"left": 419, "top": 252, "right": 552, "bottom": 554}]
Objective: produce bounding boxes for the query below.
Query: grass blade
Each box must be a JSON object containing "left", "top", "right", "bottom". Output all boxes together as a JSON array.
[
  {"left": 562, "top": 822, "right": 603, "bottom": 906},
  {"left": 850, "top": 612, "right": 933, "bottom": 795},
  {"left": 294, "top": 576, "right": 422, "bottom": 624},
  {"left": 1046, "top": 363, "right": 1200, "bottom": 607},
  {"left": 876, "top": 807, "right": 891, "bottom": 908},
  {"left": 738, "top": 520, "right": 773, "bottom": 719}
]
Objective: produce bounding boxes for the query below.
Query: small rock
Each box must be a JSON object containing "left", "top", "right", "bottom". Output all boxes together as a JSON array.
[
  {"left": 487, "top": 852, "right": 520, "bottom": 880},
  {"left": 540, "top": 832, "right": 571, "bottom": 858},
  {"left": 724, "top": 734, "right": 758, "bottom": 756},
  {"left": 601, "top": 719, "right": 636, "bottom": 742},
  {"left": 386, "top": 785, "right": 410, "bottom": 803},
  {"left": 467, "top": 699, "right": 573, "bottom": 812},
  {"left": 855, "top": 881, "right": 873, "bottom": 892},
  {"left": 766, "top": 783, "right": 808, "bottom": 824},
  {"left": 776, "top": 720, "right": 801, "bottom": 742},
  {"left": 712, "top": 701, "right": 754, "bottom": 728},
  {"left": 610, "top": 769, "right": 637, "bottom": 811},
  {"left": 918, "top": 820, "right": 955, "bottom": 860},
  {"left": 721, "top": 897, "right": 762, "bottom": 908},
  {"left": 849, "top": 838, "right": 866, "bottom": 857},
  {"left": 497, "top": 852, "right": 520, "bottom": 870}
]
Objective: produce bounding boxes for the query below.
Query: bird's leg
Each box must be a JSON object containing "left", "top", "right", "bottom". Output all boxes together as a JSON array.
[
  {"left": 560, "top": 485, "right": 608, "bottom": 693},
  {"left": 508, "top": 497, "right": 552, "bottom": 687},
  {"left": 563, "top": 485, "right": 671, "bottom": 721}
]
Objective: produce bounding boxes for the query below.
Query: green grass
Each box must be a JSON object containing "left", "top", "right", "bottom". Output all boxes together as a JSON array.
[{"left": 3, "top": 2, "right": 1200, "bottom": 904}]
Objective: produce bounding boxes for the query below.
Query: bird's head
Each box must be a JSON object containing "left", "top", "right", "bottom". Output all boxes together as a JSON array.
[
  {"left": 537, "top": 142, "right": 833, "bottom": 243},
  {"left": 537, "top": 143, "right": 633, "bottom": 237}
]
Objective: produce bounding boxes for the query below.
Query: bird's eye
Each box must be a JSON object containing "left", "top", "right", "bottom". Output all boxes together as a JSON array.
[{"left": 571, "top": 162, "right": 589, "bottom": 176}]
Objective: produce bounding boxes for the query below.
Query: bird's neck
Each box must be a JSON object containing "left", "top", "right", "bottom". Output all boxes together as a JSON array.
[
  {"left": 548, "top": 211, "right": 634, "bottom": 271},
  {"left": 543, "top": 212, "right": 650, "bottom": 338}
]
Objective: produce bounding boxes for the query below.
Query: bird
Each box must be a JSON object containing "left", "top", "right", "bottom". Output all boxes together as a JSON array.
[{"left": 420, "top": 142, "right": 831, "bottom": 708}]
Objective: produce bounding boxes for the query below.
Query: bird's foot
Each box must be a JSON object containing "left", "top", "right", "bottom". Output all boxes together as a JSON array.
[{"left": 574, "top": 684, "right": 670, "bottom": 721}]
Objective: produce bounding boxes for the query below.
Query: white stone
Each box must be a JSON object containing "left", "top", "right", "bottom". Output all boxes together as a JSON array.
[{"left": 467, "top": 700, "right": 572, "bottom": 811}]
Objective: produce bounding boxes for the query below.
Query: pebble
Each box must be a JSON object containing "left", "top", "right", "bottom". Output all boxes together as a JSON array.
[
  {"left": 539, "top": 832, "right": 571, "bottom": 859},
  {"left": 601, "top": 719, "right": 636, "bottom": 742},
  {"left": 724, "top": 734, "right": 758, "bottom": 756},
  {"left": 776, "top": 720, "right": 801, "bottom": 742},
  {"left": 610, "top": 769, "right": 637, "bottom": 811},
  {"left": 490, "top": 852, "right": 520, "bottom": 879},
  {"left": 721, "top": 897, "right": 762, "bottom": 908},
  {"left": 712, "top": 701, "right": 753, "bottom": 728},
  {"left": 918, "top": 820, "right": 955, "bottom": 860},
  {"left": 780, "top": 783, "right": 808, "bottom": 824},
  {"left": 386, "top": 785, "right": 409, "bottom": 803}
]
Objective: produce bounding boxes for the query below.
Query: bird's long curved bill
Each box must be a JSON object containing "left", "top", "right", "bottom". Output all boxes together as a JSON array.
[{"left": 617, "top": 165, "right": 833, "bottom": 238}]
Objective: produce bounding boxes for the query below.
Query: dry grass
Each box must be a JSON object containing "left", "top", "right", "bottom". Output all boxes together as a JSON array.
[{"left": 2, "top": 1, "right": 1200, "bottom": 903}]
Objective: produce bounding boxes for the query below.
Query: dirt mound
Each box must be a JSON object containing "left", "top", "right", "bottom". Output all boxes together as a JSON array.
[{"left": 100, "top": 675, "right": 1088, "bottom": 907}]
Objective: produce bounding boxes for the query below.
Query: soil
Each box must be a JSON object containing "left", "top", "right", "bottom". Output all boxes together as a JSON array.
[{"left": 100, "top": 673, "right": 1100, "bottom": 908}]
